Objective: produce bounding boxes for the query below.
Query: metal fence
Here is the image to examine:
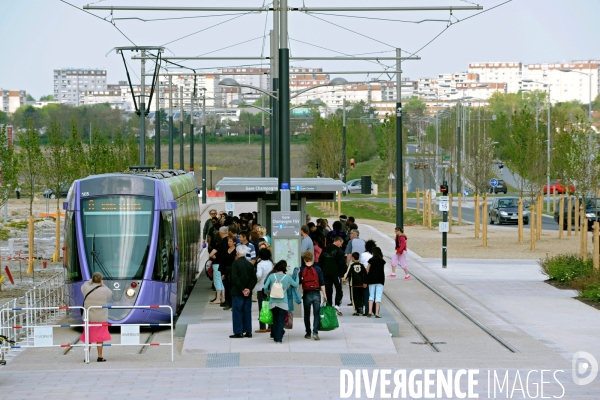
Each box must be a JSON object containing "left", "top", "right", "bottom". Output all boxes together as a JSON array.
[{"left": 0, "top": 269, "right": 65, "bottom": 361}]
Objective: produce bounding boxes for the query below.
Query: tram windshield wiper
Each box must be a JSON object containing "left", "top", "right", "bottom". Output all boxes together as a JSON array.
[{"left": 91, "top": 234, "right": 114, "bottom": 280}]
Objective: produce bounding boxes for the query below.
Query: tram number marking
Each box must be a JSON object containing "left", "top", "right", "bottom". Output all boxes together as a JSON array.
[{"left": 82, "top": 192, "right": 90, "bottom": 197}]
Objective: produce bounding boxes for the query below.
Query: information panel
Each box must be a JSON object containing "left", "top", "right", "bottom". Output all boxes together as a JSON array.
[{"left": 271, "top": 211, "right": 302, "bottom": 274}]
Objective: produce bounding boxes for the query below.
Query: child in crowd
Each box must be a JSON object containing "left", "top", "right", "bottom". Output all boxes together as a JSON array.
[{"left": 343, "top": 252, "right": 368, "bottom": 316}]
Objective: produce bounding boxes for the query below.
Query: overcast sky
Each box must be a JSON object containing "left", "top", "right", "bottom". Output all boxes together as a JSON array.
[{"left": 2, "top": 0, "right": 599, "bottom": 98}]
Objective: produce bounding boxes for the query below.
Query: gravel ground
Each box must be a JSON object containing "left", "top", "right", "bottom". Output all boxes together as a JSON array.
[{"left": 1, "top": 197, "right": 64, "bottom": 305}]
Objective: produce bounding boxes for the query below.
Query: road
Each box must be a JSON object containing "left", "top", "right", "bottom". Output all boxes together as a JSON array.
[{"left": 345, "top": 196, "right": 560, "bottom": 231}]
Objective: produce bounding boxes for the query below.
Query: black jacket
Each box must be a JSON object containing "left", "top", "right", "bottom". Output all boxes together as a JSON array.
[
  {"left": 231, "top": 257, "right": 258, "bottom": 296},
  {"left": 319, "top": 244, "right": 347, "bottom": 277}
]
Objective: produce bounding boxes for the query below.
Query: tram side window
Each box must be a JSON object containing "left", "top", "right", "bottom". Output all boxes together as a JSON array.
[
  {"left": 64, "top": 211, "right": 82, "bottom": 282},
  {"left": 153, "top": 211, "right": 175, "bottom": 282}
]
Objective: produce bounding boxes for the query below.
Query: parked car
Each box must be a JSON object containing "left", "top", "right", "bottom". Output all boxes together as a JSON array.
[
  {"left": 488, "top": 197, "right": 530, "bottom": 225},
  {"left": 43, "top": 183, "right": 70, "bottom": 199},
  {"left": 543, "top": 179, "right": 575, "bottom": 194},
  {"left": 343, "top": 179, "right": 375, "bottom": 195},
  {"left": 488, "top": 179, "right": 508, "bottom": 194},
  {"left": 553, "top": 196, "right": 600, "bottom": 230}
]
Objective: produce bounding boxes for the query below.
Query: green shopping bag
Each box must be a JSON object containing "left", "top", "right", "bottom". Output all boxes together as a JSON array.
[
  {"left": 259, "top": 297, "right": 273, "bottom": 325},
  {"left": 319, "top": 302, "right": 339, "bottom": 331}
]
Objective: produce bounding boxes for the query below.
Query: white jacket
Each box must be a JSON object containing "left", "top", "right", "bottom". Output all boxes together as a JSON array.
[{"left": 255, "top": 260, "right": 273, "bottom": 291}]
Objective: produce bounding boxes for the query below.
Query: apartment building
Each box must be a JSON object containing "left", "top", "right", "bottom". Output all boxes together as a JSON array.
[
  {"left": 53, "top": 68, "right": 107, "bottom": 106},
  {"left": 0, "top": 90, "right": 27, "bottom": 113},
  {"left": 468, "top": 62, "right": 522, "bottom": 94}
]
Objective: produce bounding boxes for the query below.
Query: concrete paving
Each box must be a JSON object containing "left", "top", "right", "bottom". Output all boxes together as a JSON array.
[{"left": 0, "top": 200, "right": 599, "bottom": 398}]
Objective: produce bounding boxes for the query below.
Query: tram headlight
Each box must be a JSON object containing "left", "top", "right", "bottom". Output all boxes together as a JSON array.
[{"left": 126, "top": 288, "right": 136, "bottom": 298}]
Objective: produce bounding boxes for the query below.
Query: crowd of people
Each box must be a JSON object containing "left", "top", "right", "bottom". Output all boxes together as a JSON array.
[
  {"left": 77, "top": 209, "right": 412, "bottom": 361},
  {"left": 202, "top": 209, "right": 411, "bottom": 342}
]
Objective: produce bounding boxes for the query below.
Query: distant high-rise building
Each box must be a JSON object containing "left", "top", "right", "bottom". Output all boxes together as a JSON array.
[
  {"left": 0, "top": 89, "right": 26, "bottom": 113},
  {"left": 53, "top": 68, "right": 107, "bottom": 106}
]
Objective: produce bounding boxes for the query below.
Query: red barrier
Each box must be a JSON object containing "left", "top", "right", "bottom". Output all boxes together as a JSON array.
[
  {"left": 4, "top": 266, "right": 14, "bottom": 285},
  {"left": 42, "top": 261, "right": 47, "bottom": 269},
  {"left": 207, "top": 190, "right": 225, "bottom": 197}
]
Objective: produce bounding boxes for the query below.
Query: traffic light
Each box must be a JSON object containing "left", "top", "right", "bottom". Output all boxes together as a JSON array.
[{"left": 440, "top": 182, "right": 449, "bottom": 195}]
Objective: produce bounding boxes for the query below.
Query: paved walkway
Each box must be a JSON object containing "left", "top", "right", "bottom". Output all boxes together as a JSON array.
[{"left": 0, "top": 200, "right": 599, "bottom": 398}]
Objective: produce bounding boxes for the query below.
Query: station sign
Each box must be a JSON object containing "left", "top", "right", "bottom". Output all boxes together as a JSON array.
[{"left": 438, "top": 196, "right": 449, "bottom": 212}]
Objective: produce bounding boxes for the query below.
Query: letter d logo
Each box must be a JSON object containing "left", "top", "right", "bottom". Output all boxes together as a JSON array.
[{"left": 572, "top": 351, "right": 598, "bottom": 385}]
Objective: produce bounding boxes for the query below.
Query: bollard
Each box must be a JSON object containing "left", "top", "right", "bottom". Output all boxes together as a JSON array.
[
  {"left": 55, "top": 208, "right": 61, "bottom": 262},
  {"left": 27, "top": 215, "right": 34, "bottom": 274},
  {"left": 482, "top": 195, "right": 488, "bottom": 247},
  {"left": 558, "top": 195, "right": 564, "bottom": 239},
  {"left": 536, "top": 196, "right": 544, "bottom": 240},
  {"left": 518, "top": 198, "right": 523, "bottom": 243},
  {"left": 403, "top": 185, "right": 407, "bottom": 212},
  {"left": 567, "top": 196, "right": 572, "bottom": 236},
  {"left": 428, "top": 192, "right": 432, "bottom": 229},
  {"left": 575, "top": 196, "right": 579, "bottom": 235},
  {"left": 458, "top": 193, "right": 462, "bottom": 226},
  {"left": 530, "top": 203, "right": 536, "bottom": 251},
  {"left": 580, "top": 205, "right": 586, "bottom": 261},
  {"left": 416, "top": 188, "right": 421, "bottom": 214},
  {"left": 4, "top": 266, "right": 14, "bottom": 285},
  {"left": 448, "top": 193, "right": 453, "bottom": 233},
  {"left": 422, "top": 191, "right": 427, "bottom": 226},
  {"left": 389, "top": 184, "right": 393, "bottom": 209},
  {"left": 42, "top": 261, "right": 47, "bottom": 269},
  {"left": 594, "top": 222, "right": 599, "bottom": 270},
  {"left": 0, "top": 275, "right": 4, "bottom": 291},
  {"left": 474, "top": 194, "right": 480, "bottom": 239}
]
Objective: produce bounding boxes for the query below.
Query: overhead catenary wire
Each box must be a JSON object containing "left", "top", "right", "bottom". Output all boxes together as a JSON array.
[{"left": 161, "top": 12, "right": 256, "bottom": 47}]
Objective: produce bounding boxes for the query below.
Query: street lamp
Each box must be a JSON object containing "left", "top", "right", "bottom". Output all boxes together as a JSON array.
[
  {"left": 523, "top": 79, "right": 552, "bottom": 212},
  {"left": 559, "top": 68, "right": 593, "bottom": 124}
]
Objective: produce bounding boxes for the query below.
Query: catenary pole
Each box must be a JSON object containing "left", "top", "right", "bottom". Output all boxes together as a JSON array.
[
  {"left": 202, "top": 90, "right": 207, "bottom": 204},
  {"left": 342, "top": 97, "right": 347, "bottom": 183},
  {"left": 261, "top": 94, "right": 265, "bottom": 177},
  {"left": 269, "top": 30, "right": 275, "bottom": 177},
  {"left": 168, "top": 76, "right": 174, "bottom": 169},
  {"left": 278, "top": 0, "right": 290, "bottom": 211},
  {"left": 273, "top": 3, "right": 280, "bottom": 179},
  {"left": 179, "top": 86, "right": 184, "bottom": 170},
  {"left": 190, "top": 89, "right": 194, "bottom": 174},
  {"left": 396, "top": 48, "right": 404, "bottom": 229},
  {"left": 155, "top": 79, "right": 161, "bottom": 169},
  {"left": 140, "top": 49, "right": 146, "bottom": 165}
]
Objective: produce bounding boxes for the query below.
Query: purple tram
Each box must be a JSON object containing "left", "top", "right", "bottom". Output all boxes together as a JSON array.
[{"left": 64, "top": 169, "right": 201, "bottom": 324}]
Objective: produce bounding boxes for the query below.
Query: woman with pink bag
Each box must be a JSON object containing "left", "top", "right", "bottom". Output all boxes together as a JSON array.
[{"left": 390, "top": 227, "right": 410, "bottom": 280}]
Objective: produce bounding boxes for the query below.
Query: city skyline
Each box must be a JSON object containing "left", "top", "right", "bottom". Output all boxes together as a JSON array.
[{"left": 1, "top": 0, "right": 599, "bottom": 98}]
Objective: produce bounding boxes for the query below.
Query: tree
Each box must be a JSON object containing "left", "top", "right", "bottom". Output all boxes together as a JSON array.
[
  {"left": 377, "top": 117, "right": 397, "bottom": 178},
  {"left": 553, "top": 121, "right": 600, "bottom": 201},
  {"left": 26, "top": 94, "right": 35, "bottom": 102},
  {"left": 0, "top": 125, "right": 18, "bottom": 211},
  {"left": 39, "top": 95, "right": 55, "bottom": 102},
  {"left": 17, "top": 120, "right": 44, "bottom": 215},
  {"left": 503, "top": 108, "right": 547, "bottom": 199},
  {"left": 305, "top": 114, "right": 342, "bottom": 178},
  {"left": 42, "top": 117, "right": 70, "bottom": 210},
  {"left": 66, "top": 119, "right": 86, "bottom": 184},
  {"left": 462, "top": 138, "right": 496, "bottom": 195}
]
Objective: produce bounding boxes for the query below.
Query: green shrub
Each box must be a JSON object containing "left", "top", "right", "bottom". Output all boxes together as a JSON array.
[
  {"left": 580, "top": 282, "right": 600, "bottom": 302},
  {"left": 538, "top": 253, "right": 593, "bottom": 284}
]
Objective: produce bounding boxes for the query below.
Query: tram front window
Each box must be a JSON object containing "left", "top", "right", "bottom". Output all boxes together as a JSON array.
[{"left": 81, "top": 196, "right": 153, "bottom": 280}]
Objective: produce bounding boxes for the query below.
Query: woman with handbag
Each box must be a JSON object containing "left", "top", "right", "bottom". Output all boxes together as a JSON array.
[
  {"left": 80, "top": 272, "right": 113, "bottom": 362},
  {"left": 390, "top": 226, "right": 410, "bottom": 280},
  {"left": 263, "top": 260, "right": 299, "bottom": 343}
]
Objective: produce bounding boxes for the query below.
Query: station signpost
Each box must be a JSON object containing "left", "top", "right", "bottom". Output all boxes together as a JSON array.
[
  {"left": 439, "top": 181, "right": 450, "bottom": 268},
  {"left": 271, "top": 211, "right": 302, "bottom": 274}
]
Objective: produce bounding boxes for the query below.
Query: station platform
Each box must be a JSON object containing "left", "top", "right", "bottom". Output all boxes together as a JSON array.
[{"left": 1, "top": 201, "right": 599, "bottom": 398}]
